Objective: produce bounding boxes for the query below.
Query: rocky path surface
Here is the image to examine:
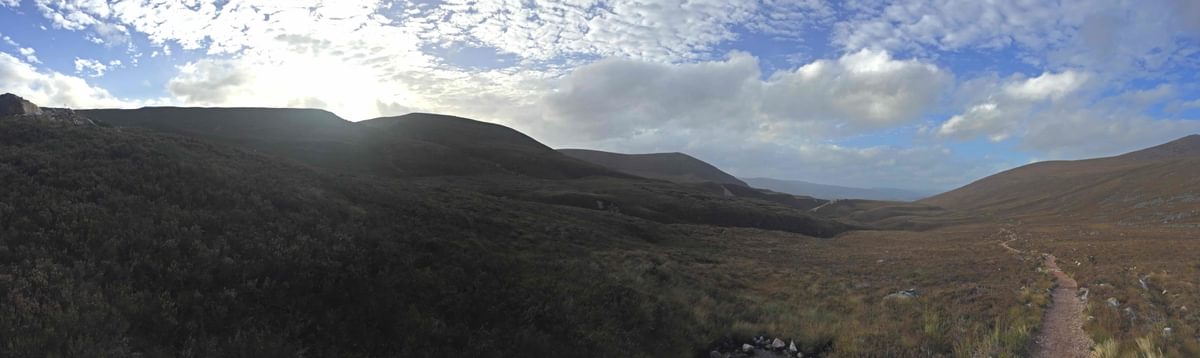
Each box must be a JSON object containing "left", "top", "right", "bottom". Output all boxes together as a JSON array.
[
  {"left": 996, "top": 229, "right": 1093, "bottom": 358},
  {"left": 1032, "top": 254, "right": 1093, "bottom": 358}
]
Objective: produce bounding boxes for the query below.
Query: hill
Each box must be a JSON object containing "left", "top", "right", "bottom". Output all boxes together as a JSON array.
[
  {"left": 558, "top": 149, "right": 748, "bottom": 186},
  {"left": 81, "top": 107, "right": 852, "bottom": 237},
  {"left": 79, "top": 108, "right": 622, "bottom": 179},
  {"left": 0, "top": 98, "right": 1065, "bottom": 357},
  {"left": 743, "top": 177, "right": 932, "bottom": 201},
  {"left": 922, "top": 135, "right": 1200, "bottom": 224}
]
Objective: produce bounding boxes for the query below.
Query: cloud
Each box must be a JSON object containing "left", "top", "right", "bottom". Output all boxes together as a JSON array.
[
  {"left": 0, "top": 52, "right": 134, "bottom": 108},
  {"left": 761, "top": 49, "right": 951, "bottom": 131},
  {"left": 166, "top": 57, "right": 408, "bottom": 120},
  {"left": 533, "top": 50, "right": 979, "bottom": 189},
  {"left": 833, "top": 0, "right": 1200, "bottom": 75},
  {"left": 938, "top": 70, "right": 1200, "bottom": 158},
  {"left": 542, "top": 49, "right": 949, "bottom": 141},
  {"left": 938, "top": 103, "right": 1012, "bottom": 142},
  {"left": 17, "top": 47, "right": 39, "bottom": 64},
  {"left": 73, "top": 57, "right": 108, "bottom": 77},
  {"left": 0, "top": 0, "right": 18, "bottom": 8},
  {"left": 408, "top": 0, "right": 842, "bottom": 63},
  {"left": 938, "top": 71, "right": 1089, "bottom": 142},
  {"left": 1002, "top": 71, "right": 1089, "bottom": 101},
  {"left": 542, "top": 52, "right": 762, "bottom": 141}
]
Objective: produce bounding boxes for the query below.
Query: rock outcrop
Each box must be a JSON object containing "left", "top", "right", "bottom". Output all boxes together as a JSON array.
[
  {"left": 0, "top": 93, "right": 42, "bottom": 116},
  {"left": 0, "top": 93, "right": 95, "bottom": 126}
]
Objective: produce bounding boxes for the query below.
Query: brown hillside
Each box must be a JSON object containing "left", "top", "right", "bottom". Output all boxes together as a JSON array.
[{"left": 922, "top": 135, "right": 1200, "bottom": 224}]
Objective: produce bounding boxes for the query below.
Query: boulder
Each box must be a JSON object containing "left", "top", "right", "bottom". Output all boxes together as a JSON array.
[
  {"left": 1106, "top": 297, "right": 1120, "bottom": 307},
  {"left": 0, "top": 93, "right": 42, "bottom": 116},
  {"left": 884, "top": 288, "right": 919, "bottom": 300},
  {"left": 742, "top": 343, "right": 754, "bottom": 353},
  {"left": 770, "top": 338, "right": 785, "bottom": 350},
  {"left": 0, "top": 93, "right": 94, "bottom": 126},
  {"left": 789, "top": 340, "right": 797, "bottom": 352}
]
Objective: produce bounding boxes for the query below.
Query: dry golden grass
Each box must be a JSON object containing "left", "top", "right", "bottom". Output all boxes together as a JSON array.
[
  {"left": 600, "top": 223, "right": 1056, "bottom": 356},
  {"left": 1004, "top": 223, "right": 1200, "bottom": 357}
]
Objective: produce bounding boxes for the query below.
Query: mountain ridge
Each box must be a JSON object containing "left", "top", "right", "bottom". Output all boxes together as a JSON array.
[{"left": 558, "top": 148, "right": 748, "bottom": 186}]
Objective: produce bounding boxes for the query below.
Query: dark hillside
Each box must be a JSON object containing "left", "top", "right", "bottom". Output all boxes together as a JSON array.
[
  {"left": 559, "top": 149, "right": 748, "bottom": 186},
  {"left": 0, "top": 120, "right": 710, "bottom": 357},
  {"left": 84, "top": 107, "right": 852, "bottom": 236},
  {"left": 80, "top": 107, "right": 372, "bottom": 172},
  {"left": 81, "top": 108, "right": 622, "bottom": 179},
  {"left": 361, "top": 113, "right": 623, "bottom": 179}
]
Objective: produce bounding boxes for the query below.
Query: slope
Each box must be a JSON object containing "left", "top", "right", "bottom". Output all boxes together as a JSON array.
[
  {"left": 922, "top": 135, "right": 1200, "bottom": 224},
  {"left": 0, "top": 119, "right": 722, "bottom": 357},
  {"left": 80, "top": 108, "right": 621, "bottom": 179},
  {"left": 743, "top": 177, "right": 933, "bottom": 201},
  {"left": 82, "top": 107, "right": 852, "bottom": 237},
  {"left": 559, "top": 148, "right": 748, "bottom": 186}
]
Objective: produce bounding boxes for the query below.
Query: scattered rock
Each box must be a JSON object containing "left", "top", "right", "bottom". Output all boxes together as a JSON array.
[
  {"left": 884, "top": 288, "right": 919, "bottom": 300},
  {"left": 1122, "top": 307, "right": 1137, "bottom": 319},
  {"left": 0, "top": 93, "right": 95, "bottom": 126},
  {"left": 770, "top": 338, "right": 785, "bottom": 350},
  {"left": 709, "top": 350, "right": 723, "bottom": 358},
  {"left": 742, "top": 343, "right": 754, "bottom": 353},
  {"left": 788, "top": 340, "right": 797, "bottom": 352},
  {"left": 1164, "top": 327, "right": 1173, "bottom": 336},
  {"left": 1106, "top": 297, "right": 1120, "bottom": 307}
]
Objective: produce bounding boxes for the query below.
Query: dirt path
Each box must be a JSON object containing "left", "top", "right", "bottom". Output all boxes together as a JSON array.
[
  {"left": 1032, "top": 254, "right": 1093, "bottom": 358},
  {"left": 995, "top": 229, "right": 1092, "bottom": 357}
]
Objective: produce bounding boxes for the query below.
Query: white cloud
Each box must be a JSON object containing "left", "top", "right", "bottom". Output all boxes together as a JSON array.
[
  {"left": 73, "top": 57, "right": 107, "bottom": 77},
  {"left": 1002, "top": 71, "right": 1088, "bottom": 101},
  {"left": 0, "top": 52, "right": 135, "bottom": 108},
  {"left": 407, "top": 0, "right": 842, "bottom": 63},
  {"left": 1021, "top": 105, "right": 1200, "bottom": 159},
  {"left": 938, "top": 103, "right": 1012, "bottom": 142},
  {"left": 167, "top": 57, "right": 411, "bottom": 120},
  {"left": 17, "top": 47, "right": 40, "bottom": 64},
  {"left": 761, "top": 49, "right": 951, "bottom": 130},
  {"left": 833, "top": 0, "right": 1200, "bottom": 76},
  {"left": 0, "top": 0, "right": 19, "bottom": 8},
  {"left": 938, "top": 69, "right": 1200, "bottom": 158},
  {"left": 540, "top": 49, "right": 949, "bottom": 142},
  {"left": 938, "top": 70, "right": 1089, "bottom": 141},
  {"left": 409, "top": 0, "right": 760, "bottom": 62},
  {"left": 542, "top": 52, "right": 762, "bottom": 141}
]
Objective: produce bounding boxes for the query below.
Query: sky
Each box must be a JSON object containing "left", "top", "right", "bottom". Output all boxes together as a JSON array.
[{"left": 2, "top": 0, "right": 1200, "bottom": 191}]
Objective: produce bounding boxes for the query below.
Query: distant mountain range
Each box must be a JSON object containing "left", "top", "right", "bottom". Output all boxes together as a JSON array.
[
  {"left": 557, "top": 147, "right": 934, "bottom": 201},
  {"left": 743, "top": 177, "right": 934, "bottom": 202}
]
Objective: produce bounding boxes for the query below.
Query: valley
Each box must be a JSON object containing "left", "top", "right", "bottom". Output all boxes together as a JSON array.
[{"left": 0, "top": 94, "right": 1198, "bottom": 357}]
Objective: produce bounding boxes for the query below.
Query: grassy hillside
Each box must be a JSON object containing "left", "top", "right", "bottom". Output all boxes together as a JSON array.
[
  {"left": 559, "top": 149, "right": 748, "bottom": 186},
  {"left": 0, "top": 119, "right": 1054, "bottom": 357},
  {"left": 922, "top": 135, "right": 1200, "bottom": 225},
  {"left": 83, "top": 107, "right": 854, "bottom": 237},
  {"left": 0, "top": 120, "right": 713, "bottom": 357}
]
